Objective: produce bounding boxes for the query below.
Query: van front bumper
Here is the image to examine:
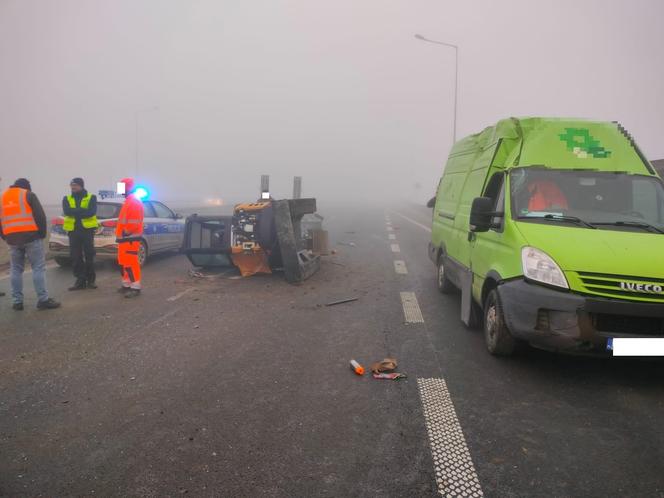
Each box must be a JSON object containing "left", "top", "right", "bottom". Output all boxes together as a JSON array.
[{"left": 498, "top": 279, "right": 664, "bottom": 353}]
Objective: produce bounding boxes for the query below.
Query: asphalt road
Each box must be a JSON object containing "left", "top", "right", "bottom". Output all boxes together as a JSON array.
[{"left": 1, "top": 204, "right": 663, "bottom": 497}]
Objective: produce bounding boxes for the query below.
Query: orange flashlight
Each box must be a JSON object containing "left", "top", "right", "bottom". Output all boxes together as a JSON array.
[{"left": 350, "top": 359, "right": 365, "bottom": 376}]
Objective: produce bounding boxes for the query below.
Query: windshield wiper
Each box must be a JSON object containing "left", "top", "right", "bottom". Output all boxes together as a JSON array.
[
  {"left": 519, "top": 214, "right": 596, "bottom": 229},
  {"left": 592, "top": 221, "right": 664, "bottom": 234}
]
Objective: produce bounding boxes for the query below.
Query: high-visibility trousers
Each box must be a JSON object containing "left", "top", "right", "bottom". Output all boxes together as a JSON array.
[{"left": 118, "top": 241, "right": 141, "bottom": 289}]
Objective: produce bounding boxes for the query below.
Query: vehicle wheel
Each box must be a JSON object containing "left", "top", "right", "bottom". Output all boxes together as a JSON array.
[
  {"left": 484, "top": 289, "right": 516, "bottom": 356},
  {"left": 54, "top": 257, "right": 71, "bottom": 267},
  {"left": 436, "top": 255, "right": 456, "bottom": 294},
  {"left": 138, "top": 240, "right": 148, "bottom": 267}
]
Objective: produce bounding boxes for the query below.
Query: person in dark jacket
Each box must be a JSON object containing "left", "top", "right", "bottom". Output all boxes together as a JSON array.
[
  {"left": 0, "top": 178, "right": 60, "bottom": 310},
  {"left": 62, "top": 178, "right": 98, "bottom": 290}
]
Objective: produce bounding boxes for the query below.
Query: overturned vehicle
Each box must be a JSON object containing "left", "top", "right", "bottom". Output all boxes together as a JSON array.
[{"left": 181, "top": 198, "right": 321, "bottom": 284}]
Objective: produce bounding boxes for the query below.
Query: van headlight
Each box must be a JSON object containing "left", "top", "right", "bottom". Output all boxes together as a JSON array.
[{"left": 521, "top": 246, "right": 568, "bottom": 289}]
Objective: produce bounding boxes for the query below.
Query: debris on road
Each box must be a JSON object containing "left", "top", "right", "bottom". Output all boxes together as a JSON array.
[
  {"left": 350, "top": 359, "right": 365, "bottom": 376},
  {"left": 370, "top": 358, "right": 398, "bottom": 374},
  {"left": 189, "top": 269, "right": 215, "bottom": 279},
  {"left": 372, "top": 372, "right": 407, "bottom": 380},
  {"left": 338, "top": 242, "right": 356, "bottom": 247},
  {"left": 325, "top": 297, "right": 358, "bottom": 306}
]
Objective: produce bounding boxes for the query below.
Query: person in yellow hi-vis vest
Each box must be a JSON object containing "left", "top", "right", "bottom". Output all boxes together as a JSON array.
[{"left": 62, "top": 178, "right": 99, "bottom": 290}]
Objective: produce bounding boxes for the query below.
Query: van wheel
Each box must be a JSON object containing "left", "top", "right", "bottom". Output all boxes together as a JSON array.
[
  {"left": 484, "top": 289, "right": 516, "bottom": 356},
  {"left": 436, "top": 255, "right": 456, "bottom": 294}
]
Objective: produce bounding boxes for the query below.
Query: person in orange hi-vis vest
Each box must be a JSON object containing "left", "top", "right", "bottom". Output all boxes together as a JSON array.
[
  {"left": 115, "top": 178, "right": 145, "bottom": 298},
  {"left": 527, "top": 180, "right": 569, "bottom": 212}
]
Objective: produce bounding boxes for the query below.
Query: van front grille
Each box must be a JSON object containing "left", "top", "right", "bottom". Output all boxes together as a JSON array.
[
  {"left": 593, "top": 314, "right": 664, "bottom": 336},
  {"left": 576, "top": 272, "right": 664, "bottom": 303}
]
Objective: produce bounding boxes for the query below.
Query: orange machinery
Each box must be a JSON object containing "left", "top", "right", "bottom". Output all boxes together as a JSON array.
[{"left": 230, "top": 201, "right": 274, "bottom": 277}]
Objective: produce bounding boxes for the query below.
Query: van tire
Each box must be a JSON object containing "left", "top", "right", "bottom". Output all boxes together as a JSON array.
[
  {"left": 483, "top": 289, "right": 516, "bottom": 356},
  {"left": 436, "top": 256, "right": 456, "bottom": 294}
]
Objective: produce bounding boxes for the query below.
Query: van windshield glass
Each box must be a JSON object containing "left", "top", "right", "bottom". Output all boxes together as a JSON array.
[{"left": 510, "top": 168, "right": 664, "bottom": 233}]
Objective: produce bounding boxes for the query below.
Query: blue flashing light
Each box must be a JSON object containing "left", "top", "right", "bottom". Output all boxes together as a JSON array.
[{"left": 134, "top": 186, "right": 150, "bottom": 200}]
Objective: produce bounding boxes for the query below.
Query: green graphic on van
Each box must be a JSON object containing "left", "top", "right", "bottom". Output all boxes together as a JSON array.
[{"left": 559, "top": 128, "right": 611, "bottom": 159}]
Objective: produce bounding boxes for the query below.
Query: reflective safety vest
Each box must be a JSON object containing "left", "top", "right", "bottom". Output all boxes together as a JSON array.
[
  {"left": 116, "top": 194, "right": 144, "bottom": 238},
  {"left": 1, "top": 187, "right": 38, "bottom": 235},
  {"left": 63, "top": 194, "right": 99, "bottom": 232}
]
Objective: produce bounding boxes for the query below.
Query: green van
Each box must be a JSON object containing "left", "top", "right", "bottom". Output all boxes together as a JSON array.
[{"left": 428, "top": 117, "right": 664, "bottom": 355}]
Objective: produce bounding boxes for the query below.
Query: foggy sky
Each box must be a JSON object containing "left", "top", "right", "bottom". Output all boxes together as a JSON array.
[{"left": 1, "top": 0, "right": 663, "bottom": 205}]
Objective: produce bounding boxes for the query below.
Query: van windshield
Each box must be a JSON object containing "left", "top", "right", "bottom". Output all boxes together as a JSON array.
[{"left": 510, "top": 168, "right": 664, "bottom": 233}]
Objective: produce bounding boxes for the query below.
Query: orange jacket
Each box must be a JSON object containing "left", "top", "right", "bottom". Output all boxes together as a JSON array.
[
  {"left": 116, "top": 193, "right": 144, "bottom": 238},
  {"left": 528, "top": 180, "right": 569, "bottom": 211},
  {"left": 1, "top": 187, "right": 38, "bottom": 235}
]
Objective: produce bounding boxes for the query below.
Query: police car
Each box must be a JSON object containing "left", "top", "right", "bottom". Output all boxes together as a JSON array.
[{"left": 48, "top": 196, "right": 185, "bottom": 267}]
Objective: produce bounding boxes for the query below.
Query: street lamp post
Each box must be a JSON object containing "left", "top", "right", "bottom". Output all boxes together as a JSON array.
[
  {"left": 414, "top": 34, "right": 459, "bottom": 144},
  {"left": 135, "top": 106, "right": 159, "bottom": 177}
]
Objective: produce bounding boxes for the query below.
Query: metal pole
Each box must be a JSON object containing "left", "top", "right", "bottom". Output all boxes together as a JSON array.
[
  {"left": 134, "top": 106, "right": 158, "bottom": 178},
  {"left": 414, "top": 34, "right": 458, "bottom": 143},
  {"left": 293, "top": 176, "right": 302, "bottom": 199},
  {"left": 134, "top": 111, "right": 139, "bottom": 177},
  {"left": 453, "top": 45, "right": 458, "bottom": 143}
]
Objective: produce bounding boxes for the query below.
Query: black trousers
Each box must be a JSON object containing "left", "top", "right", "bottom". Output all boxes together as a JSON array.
[{"left": 68, "top": 229, "right": 96, "bottom": 283}]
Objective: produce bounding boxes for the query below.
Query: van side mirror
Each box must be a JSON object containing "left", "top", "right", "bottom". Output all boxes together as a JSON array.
[{"left": 470, "top": 197, "right": 498, "bottom": 232}]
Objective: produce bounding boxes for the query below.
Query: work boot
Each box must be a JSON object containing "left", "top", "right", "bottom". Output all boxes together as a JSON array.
[
  {"left": 87, "top": 279, "right": 98, "bottom": 290},
  {"left": 37, "top": 298, "right": 61, "bottom": 310},
  {"left": 124, "top": 289, "right": 141, "bottom": 299},
  {"left": 68, "top": 280, "right": 87, "bottom": 291},
  {"left": 13, "top": 302, "right": 24, "bottom": 311},
  {"left": 118, "top": 286, "right": 131, "bottom": 293}
]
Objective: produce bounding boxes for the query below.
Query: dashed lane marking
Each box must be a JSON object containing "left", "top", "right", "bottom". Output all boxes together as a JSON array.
[
  {"left": 390, "top": 244, "right": 401, "bottom": 253},
  {"left": 392, "top": 211, "right": 432, "bottom": 233},
  {"left": 394, "top": 260, "right": 408, "bottom": 274},
  {"left": 167, "top": 287, "right": 195, "bottom": 302},
  {"left": 388, "top": 234, "right": 396, "bottom": 240},
  {"left": 144, "top": 307, "right": 181, "bottom": 329},
  {"left": 417, "top": 378, "right": 484, "bottom": 497},
  {"left": 400, "top": 291, "right": 423, "bottom": 323},
  {"left": 387, "top": 227, "right": 394, "bottom": 232}
]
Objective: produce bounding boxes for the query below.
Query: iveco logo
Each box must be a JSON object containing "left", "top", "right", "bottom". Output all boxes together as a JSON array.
[{"left": 620, "top": 282, "right": 664, "bottom": 294}]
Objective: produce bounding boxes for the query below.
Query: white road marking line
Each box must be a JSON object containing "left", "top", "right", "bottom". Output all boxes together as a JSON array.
[
  {"left": 394, "top": 260, "right": 408, "bottom": 274},
  {"left": 0, "top": 262, "right": 59, "bottom": 281},
  {"left": 388, "top": 234, "right": 396, "bottom": 240},
  {"left": 387, "top": 227, "right": 394, "bottom": 232},
  {"left": 390, "top": 244, "right": 401, "bottom": 253},
  {"left": 167, "top": 287, "right": 195, "bottom": 302},
  {"left": 400, "top": 291, "right": 423, "bottom": 323},
  {"left": 417, "top": 378, "right": 484, "bottom": 497},
  {"left": 144, "top": 308, "right": 180, "bottom": 329},
  {"left": 392, "top": 211, "right": 432, "bottom": 233}
]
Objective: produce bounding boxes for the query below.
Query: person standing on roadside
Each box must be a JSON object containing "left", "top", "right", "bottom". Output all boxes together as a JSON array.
[
  {"left": 115, "top": 177, "right": 144, "bottom": 298},
  {"left": 62, "top": 177, "right": 98, "bottom": 290},
  {"left": 0, "top": 178, "right": 60, "bottom": 310},
  {"left": 0, "top": 176, "right": 5, "bottom": 298}
]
